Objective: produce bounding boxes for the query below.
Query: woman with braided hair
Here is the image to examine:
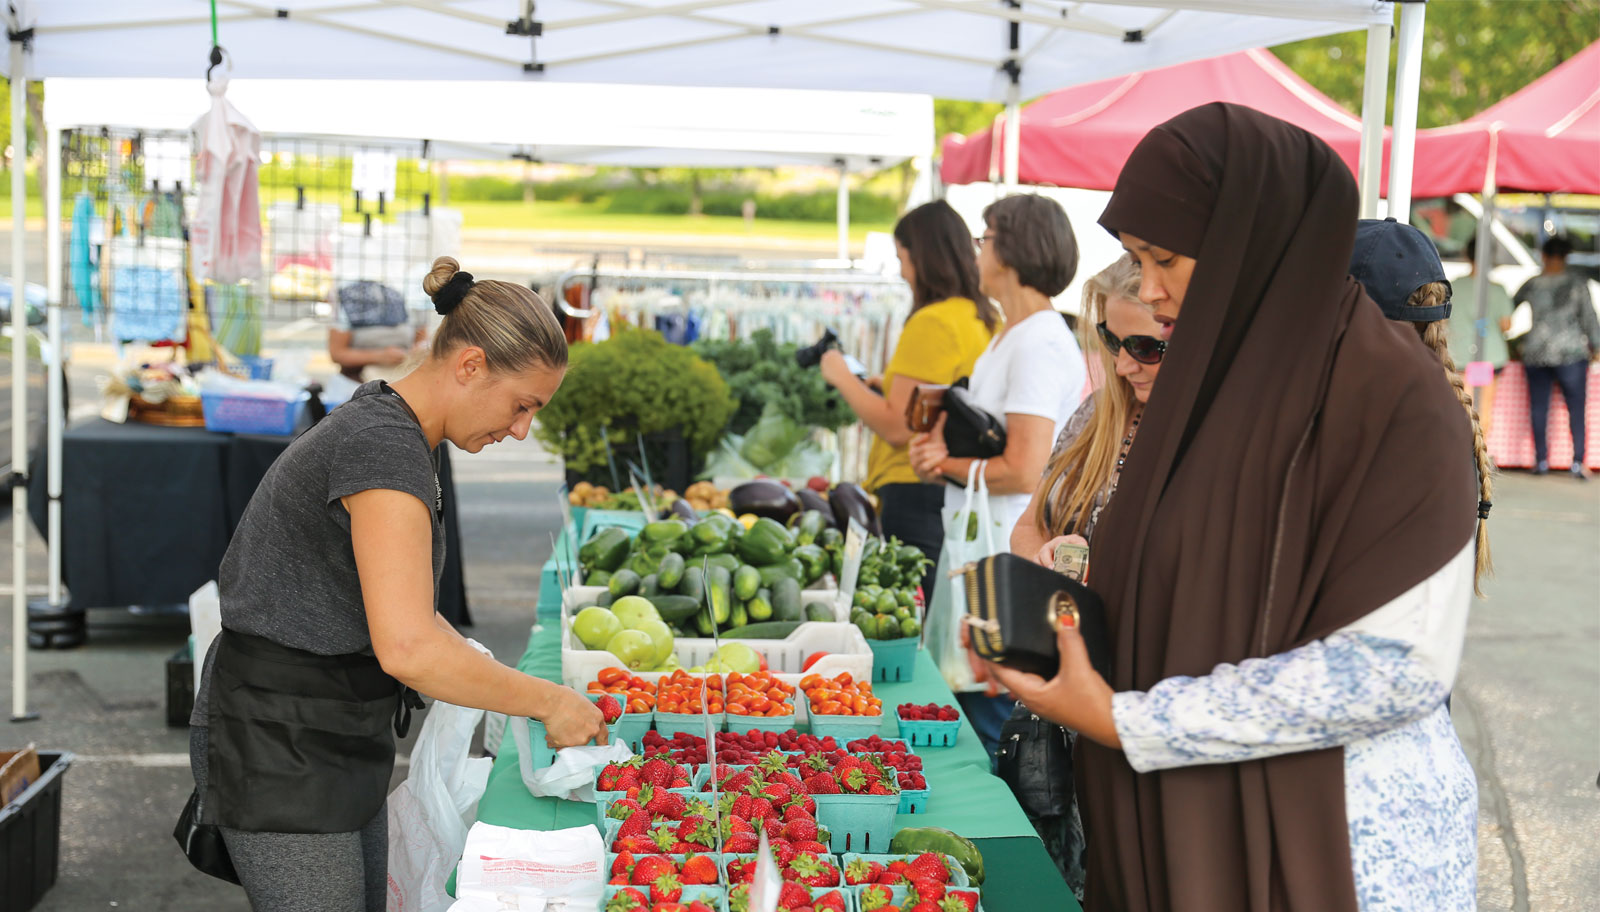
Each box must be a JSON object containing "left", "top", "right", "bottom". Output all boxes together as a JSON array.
[
  {"left": 1348, "top": 217, "right": 1494, "bottom": 594},
  {"left": 182, "top": 256, "right": 607, "bottom": 910}
]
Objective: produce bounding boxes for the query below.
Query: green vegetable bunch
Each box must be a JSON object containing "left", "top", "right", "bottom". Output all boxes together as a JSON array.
[
  {"left": 692, "top": 329, "right": 852, "bottom": 434},
  {"left": 534, "top": 327, "right": 737, "bottom": 472}
]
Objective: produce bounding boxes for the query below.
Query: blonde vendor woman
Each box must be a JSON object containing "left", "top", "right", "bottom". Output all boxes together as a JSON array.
[{"left": 180, "top": 257, "right": 606, "bottom": 911}]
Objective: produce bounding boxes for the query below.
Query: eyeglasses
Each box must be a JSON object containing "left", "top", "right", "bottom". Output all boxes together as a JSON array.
[{"left": 1097, "top": 322, "right": 1167, "bottom": 365}]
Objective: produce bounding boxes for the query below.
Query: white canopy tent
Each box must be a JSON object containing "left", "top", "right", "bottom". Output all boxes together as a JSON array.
[{"left": 2, "top": 0, "right": 1424, "bottom": 722}]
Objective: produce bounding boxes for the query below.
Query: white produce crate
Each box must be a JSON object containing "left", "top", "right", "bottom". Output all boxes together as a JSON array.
[{"left": 560, "top": 586, "right": 870, "bottom": 691}]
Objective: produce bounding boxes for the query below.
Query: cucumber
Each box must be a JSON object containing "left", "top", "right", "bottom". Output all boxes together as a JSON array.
[
  {"left": 705, "top": 566, "right": 732, "bottom": 625},
  {"left": 771, "top": 577, "right": 803, "bottom": 622},
  {"left": 586, "top": 569, "right": 612, "bottom": 588},
  {"left": 722, "top": 621, "right": 804, "bottom": 639},
  {"left": 657, "top": 552, "right": 685, "bottom": 590},
  {"left": 647, "top": 594, "right": 702, "bottom": 623},
  {"left": 805, "top": 601, "right": 836, "bottom": 623},
  {"left": 597, "top": 591, "right": 615, "bottom": 608},
  {"left": 757, "top": 559, "right": 804, "bottom": 589},
  {"left": 748, "top": 588, "right": 774, "bottom": 622},
  {"left": 679, "top": 566, "right": 705, "bottom": 602},
  {"left": 733, "top": 564, "right": 762, "bottom": 601},
  {"left": 728, "top": 599, "right": 749, "bottom": 629},
  {"left": 608, "top": 569, "right": 642, "bottom": 598},
  {"left": 639, "top": 574, "right": 660, "bottom": 598}
]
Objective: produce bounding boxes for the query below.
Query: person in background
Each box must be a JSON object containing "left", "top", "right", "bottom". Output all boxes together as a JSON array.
[
  {"left": 982, "top": 103, "right": 1479, "bottom": 912},
  {"left": 1349, "top": 217, "right": 1494, "bottom": 596},
  {"left": 821, "top": 200, "right": 996, "bottom": 596},
  {"left": 1514, "top": 235, "right": 1600, "bottom": 478},
  {"left": 329, "top": 280, "right": 429, "bottom": 383},
  {"left": 999, "top": 253, "right": 1156, "bottom": 896},
  {"left": 906, "top": 194, "right": 1085, "bottom": 753},
  {"left": 1449, "top": 235, "right": 1514, "bottom": 438}
]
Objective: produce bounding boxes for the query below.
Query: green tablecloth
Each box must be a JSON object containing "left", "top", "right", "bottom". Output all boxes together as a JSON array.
[{"left": 463, "top": 624, "right": 1081, "bottom": 911}]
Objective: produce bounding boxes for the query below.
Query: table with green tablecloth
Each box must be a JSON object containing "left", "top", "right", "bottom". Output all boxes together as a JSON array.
[{"left": 460, "top": 622, "right": 1082, "bottom": 912}]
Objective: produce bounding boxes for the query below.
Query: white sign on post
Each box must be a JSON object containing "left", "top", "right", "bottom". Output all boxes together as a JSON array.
[
  {"left": 145, "top": 137, "right": 192, "bottom": 190},
  {"left": 834, "top": 519, "right": 869, "bottom": 622},
  {"left": 749, "top": 830, "right": 784, "bottom": 912},
  {"left": 629, "top": 468, "right": 660, "bottom": 523},
  {"left": 351, "top": 148, "right": 398, "bottom": 200}
]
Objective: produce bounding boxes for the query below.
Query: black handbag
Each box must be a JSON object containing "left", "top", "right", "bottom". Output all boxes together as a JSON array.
[
  {"left": 942, "top": 377, "right": 1007, "bottom": 459},
  {"left": 995, "top": 706, "right": 1076, "bottom": 819},
  {"left": 173, "top": 789, "right": 241, "bottom": 884},
  {"left": 960, "top": 552, "right": 1111, "bottom": 679}
]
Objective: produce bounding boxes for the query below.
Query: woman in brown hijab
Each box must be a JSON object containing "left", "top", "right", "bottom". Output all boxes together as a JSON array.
[{"left": 981, "top": 103, "right": 1479, "bottom": 911}]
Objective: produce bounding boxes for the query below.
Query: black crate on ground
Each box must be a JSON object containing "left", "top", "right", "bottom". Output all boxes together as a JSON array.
[
  {"left": 0, "top": 751, "right": 74, "bottom": 912},
  {"left": 167, "top": 643, "right": 194, "bottom": 728}
]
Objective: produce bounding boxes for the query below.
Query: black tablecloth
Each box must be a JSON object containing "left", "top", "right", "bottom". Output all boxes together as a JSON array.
[{"left": 27, "top": 419, "right": 471, "bottom": 625}]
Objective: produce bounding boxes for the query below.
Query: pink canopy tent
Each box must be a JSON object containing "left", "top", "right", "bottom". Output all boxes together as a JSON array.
[
  {"left": 1411, "top": 39, "right": 1600, "bottom": 197},
  {"left": 939, "top": 47, "right": 1368, "bottom": 189}
]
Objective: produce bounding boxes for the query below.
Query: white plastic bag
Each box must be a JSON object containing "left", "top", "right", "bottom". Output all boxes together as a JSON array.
[
  {"left": 386, "top": 699, "right": 494, "bottom": 912},
  {"left": 926, "top": 462, "right": 1007, "bottom": 693},
  {"left": 188, "top": 581, "right": 223, "bottom": 669},
  {"left": 454, "top": 822, "right": 605, "bottom": 911},
  {"left": 509, "top": 718, "right": 632, "bottom": 801}
]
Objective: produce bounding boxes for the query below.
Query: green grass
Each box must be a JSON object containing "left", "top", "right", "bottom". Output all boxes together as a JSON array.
[{"left": 0, "top": 190, "right": 894, "bottom": 241}]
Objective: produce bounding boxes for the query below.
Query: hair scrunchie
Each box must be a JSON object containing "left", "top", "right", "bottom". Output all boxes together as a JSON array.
[{"left": 432, "top": 271, "right": 474, "bottom": 316}]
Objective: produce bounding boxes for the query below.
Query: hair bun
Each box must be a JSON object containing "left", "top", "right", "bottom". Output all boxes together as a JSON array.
[{"left": 431, "top": 269, "right": 474, "bottom": 316}]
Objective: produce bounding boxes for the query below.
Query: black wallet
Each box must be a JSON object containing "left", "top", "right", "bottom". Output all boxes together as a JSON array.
[
  {"left": 943, "top": 377, "right": 1007, "bottom": 459},
  {"left": 961, "top": 552, "right": 1111, "bottom": 679}
]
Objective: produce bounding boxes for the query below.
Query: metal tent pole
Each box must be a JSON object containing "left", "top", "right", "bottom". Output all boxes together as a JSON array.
[
  {"left": 1387, "top": 1, "right": 1427, "bottom": 222},
  {"left": 9, "top": 35, "right": 35, "bottom": 722},
  {"left": 835, "top": 161, "right": 849, "bottom": 263},
  {"left": 1357, "top": 21, "right": 1391, "bottom": 219},
  {"left": 43, "top": 125, "right": 62, "bottom": 614},
  {"left": 1471, "top": 128, "right": 1500, "bottom": 385}
]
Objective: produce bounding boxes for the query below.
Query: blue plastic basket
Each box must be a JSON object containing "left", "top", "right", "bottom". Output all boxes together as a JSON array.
[
  {"left": 854, "top": 883, "right": 982, "bottom": 911},
  {"left": 605, "top": 883, "right": 727, "bottom": 910},
  {"left": 656, "top": 709, "right": 726, "bottom": 739},
  {"left": 840, "top": 853, "right": 969, "bottom": 887},
  {"left": 200, "top": 390, "right": 303, "bottom": 435},
  {"left": 895, "top": 713, "right": 960, "bottom": 748},
  {"left": 728, "top": 711, "right": 798, "bottom": 734},
  {"left": 517, "top": 717, "right": 556, "bottom": 770},
  {"left": 585, "top": 692, "right": 652, "bottom": 748},
  {"left": 811, "top": 793, "right": 899, "bottom": 854},
  {"left": 235, "top": 356, "right": 274, "bottom": 380},
  {"left": 807, "top": 712, "right": 884, "bottom": 742},
  {"left": 896, "top": 786, "right": 931, "bottom": 814},
  {"left": 866, "top": 637, "right": 917, "bottom": 683}
]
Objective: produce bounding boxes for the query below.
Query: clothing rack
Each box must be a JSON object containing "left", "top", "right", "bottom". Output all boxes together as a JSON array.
[{"left": 553, "top": 265, "right": 914, "bottom": 483}]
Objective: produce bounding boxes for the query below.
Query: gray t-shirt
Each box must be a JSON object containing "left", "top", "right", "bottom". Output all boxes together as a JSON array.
[{"left": 191, "top": 381, "right": 444, "bottom": 725}]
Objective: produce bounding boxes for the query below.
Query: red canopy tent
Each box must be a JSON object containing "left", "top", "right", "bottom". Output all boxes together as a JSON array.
[
  {"left": 1411, "top": 39, "right": 1600, "bottom": 197},
  {"left": 939, "top": 47, "right": 1368, "bottom": 189}
]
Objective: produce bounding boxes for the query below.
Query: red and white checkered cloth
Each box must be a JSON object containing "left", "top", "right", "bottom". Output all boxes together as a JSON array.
[{"left": 1487, "top": 362, "right": 1600, "bottom": 470}]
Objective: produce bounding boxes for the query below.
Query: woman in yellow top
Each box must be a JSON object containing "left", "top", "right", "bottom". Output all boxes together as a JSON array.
[{"left": 820, "top": 200, "right": 995, "bottom": 596}]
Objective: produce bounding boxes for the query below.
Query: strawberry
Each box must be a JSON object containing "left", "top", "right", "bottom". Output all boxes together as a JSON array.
[
  {"left": 727, "top": 857, "right": 755, "bottom": 884},
  {"left": 631, "top": 855, "right": 675, "bottom": 886},
  {"left": 867, "top": 782, "right": 895, "bottom": 796},
  {"left": 648, "top": 789, "right": 688, "bottom": 820},
  {"left": 787, "top": 852, "right": 839, "bottom": 887},
  {"left": 877, "top": 870, "right": 906, "bottom": 885},
  {"left": 859, "top": 884, "right": 896, "bottom": 911},
  {"left": 728, "top": 884, "right": 751, "bottom": 912},
  {"left": 812, "top": 890, "right": 848, "bottom": 912},
  {"left": 771, "top": 837, "right": 798, "bottom": 867},
  {"left": 747, "top": 797, "right": 776, "bottom": 821},
  {"left": 649, "top": 873, "right": 683, "bottom": 904},
  {"left": 907, "top": 853, "right": 951, "bottom": 884},
  {"left": 760, "top": 781, "right": 793, "bottom": 806},
  {"left": 795, "top": 840, "right": 832, "bottom": 856},
  {"left": 839, "top": 767, "right": 870, "bottom": 793},
  {"left": 908, "top": 877, "right": 946, "bottom": 904},
  {"left": 616, "top": 809, "right": 652, "bottom": 841},
  {"left": 731, "top": 793, "right": 759, "bottom": 820},
  {"left": 679, "top": 853, "right": 719, "bottom": 886},
  {"left": 887, "top": 860, "right": 911, "bottom": 877},
  {"left": 606, "top": 887, "right": 648, "bottom": 911},
  {"left": 608, "top": 873, "right": 629, "bottom": 885},
  {"left": 778, "top": 882, "right": 812, "bottom": 909},
  {"left": 907, "top": 903, "right": 941, "bottom": 912},
  {"left": 725, "top": 831, "right": 760, "bottom": 854},
  {"left": 686, "top": 902, "right": 717, "bottom": 912},
  {"left": 648, "top": 824, "right": 680, "bottom": 854},
  {"left": 940, "top": 892, "right": 980, "bottom": 912},
  {"left": 641, "top": 757, "right": 676, "bottom": 789},
  {"left": 611, "top": 850, "right": 636, "bottom": 879},
  {"left": 804, "top": 774, "right": 840, "bottom": 795},
  {"left": 782, "top": 816, "right": 819, "bottom": 843},
  {"left": 764, "top": 817, "right": 786, "bottom": 839},
  {"left": 614, "top": 834, "right": 658, "bottom": 855},
  {"left": 607, "top": 798, "right": 644, "bottom": 820},
  {"left": 845, "top": 858, "right": 882, "bottom": 886},
  {"left": 676, "top": 815, "right": 714, "bottom": 848},
  {"left": 596, "top": 694, "right": 623, "bottom": 723}
]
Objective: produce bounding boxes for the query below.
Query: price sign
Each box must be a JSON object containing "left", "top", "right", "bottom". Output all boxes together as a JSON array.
[
  {"left": 834, "top": 518, "right": 868, "bottom": 621},
  {"left": 351, "top": 148, "right": 398, "bottom": 199}
]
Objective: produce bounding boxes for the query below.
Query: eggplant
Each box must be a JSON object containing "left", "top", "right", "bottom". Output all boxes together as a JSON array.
[
  {"left": 829, "top": 482, "right": 881, "bottom": 537},
  {"left": 795, "top": 488, "right": 835, "bottom": 526},
  {"left": 728, "top": 479, "right": 801, "bottom": 523},
  {"left": 668, "top": 498, "right": 700, "bottom": 523}
]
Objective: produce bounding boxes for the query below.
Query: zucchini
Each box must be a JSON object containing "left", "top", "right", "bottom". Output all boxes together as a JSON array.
[
  {"left": 722, "top": 621, "right": 804, "bottom": 639},
  {"left": 608, "top": 569, "right": 642, "bottom": 598},
  {"left": 657, "top": 552, "right": 686, "bottom": 589},
  {"left": 647, "top": 594, "right": 702, "bottom": 623},
  {"left": 771, "top": 577, "right": 803, "bottom": 622},
  {"left": 733, "top": 564, "right": 762, "bottom": 601}
]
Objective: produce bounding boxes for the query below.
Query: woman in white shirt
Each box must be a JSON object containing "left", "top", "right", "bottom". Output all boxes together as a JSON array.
[{"left": 908, "top": 194, "right": 1087, "bottom": 751}]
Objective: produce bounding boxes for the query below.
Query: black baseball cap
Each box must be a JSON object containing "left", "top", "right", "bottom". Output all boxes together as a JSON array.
[{"left": 1350, "top": 217, "right": 1452, "bottom": 322}]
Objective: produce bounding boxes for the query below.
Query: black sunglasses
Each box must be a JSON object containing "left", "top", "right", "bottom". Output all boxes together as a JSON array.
[{"left": 1097, "top": 322, "right": 1167, "bottom": 365}]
